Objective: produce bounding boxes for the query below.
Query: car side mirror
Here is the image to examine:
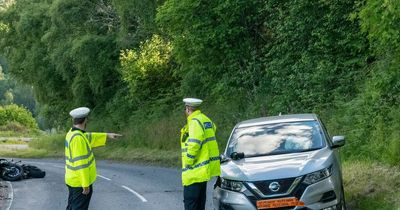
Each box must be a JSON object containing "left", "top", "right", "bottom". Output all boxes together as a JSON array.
[
  {"left": 332, "top": 136, "right": 345, "bottom": 148},
  {"left": 230, "top": 152, "right": 245, "bottom": 160}
]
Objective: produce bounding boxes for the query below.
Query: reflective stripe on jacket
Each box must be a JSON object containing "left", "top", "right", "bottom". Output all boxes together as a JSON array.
[
  {"left": 65, "top": 129, "right": 107, "bottom": 187},
  {"left": 180, "top": 110, "right": 220, "bottom": 186}
]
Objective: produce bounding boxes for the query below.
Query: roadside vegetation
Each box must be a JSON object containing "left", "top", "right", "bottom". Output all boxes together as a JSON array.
[
  {"left": 1, "top": 0, "right": 398, "bottom": 166},
  {"left": 0, "top": 104, "right": 39, "bottom": 138},
  {"left": 0, "top": 103, "right": 44, "bottom": 158},
  {"left": 0, "top": 0, "right": 399, "bottom": 209},
  {"left": 343, "top": 161, "right": 400, "bottom": 209}
]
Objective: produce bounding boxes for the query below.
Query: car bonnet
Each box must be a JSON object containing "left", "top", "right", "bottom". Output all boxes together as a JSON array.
[{"left": 220, "top": 148, "right": 333, "bottom": 181}]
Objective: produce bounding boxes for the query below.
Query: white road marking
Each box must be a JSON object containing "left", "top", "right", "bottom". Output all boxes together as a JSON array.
[
  {"left": 121, "top": 185, "right": 148, "bottom": 202},
  {"left": 6, "top": 181, "right": 14, "bottom": 210},
  {"left": 52, "top": 164, "right": 65, "bottom": 169},
  {"left": 97, "top": 174, "right": 111, "bottom": 181}
]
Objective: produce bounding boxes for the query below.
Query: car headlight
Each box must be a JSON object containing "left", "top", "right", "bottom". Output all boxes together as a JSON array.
[
  {"left": 303, "top": 166, "right": 332, "bottom": 185},
  {"left": 221, "top": 178, "right": 246, "bottom": 192}
]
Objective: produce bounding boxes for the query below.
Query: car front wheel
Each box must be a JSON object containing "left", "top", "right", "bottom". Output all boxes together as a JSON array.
[{"left": 337, "top": 184, "right": 346, "bottom": 210}]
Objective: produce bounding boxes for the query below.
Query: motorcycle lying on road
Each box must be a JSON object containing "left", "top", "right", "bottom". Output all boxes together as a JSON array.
[{"left": 0, "top": 159, "right": 45, "bottom": 181}]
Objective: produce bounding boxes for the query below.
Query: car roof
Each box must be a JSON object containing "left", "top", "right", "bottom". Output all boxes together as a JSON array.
[{"left": 236, "top": 114, "right": 319, "bottom": 128}]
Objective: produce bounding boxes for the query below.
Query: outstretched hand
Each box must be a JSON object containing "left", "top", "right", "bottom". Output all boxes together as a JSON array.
[
  {"left": 107, "top": 133, "right": 123, "bottom": 140},
  {"left": 82, "top": 187, "right": 90, "bottom": 195}
]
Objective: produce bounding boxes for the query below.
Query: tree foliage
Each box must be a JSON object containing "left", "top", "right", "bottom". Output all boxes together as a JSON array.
[
  {"left": 120, "top": 34, "right": 176, "bottom": 100},
  {"left": 336, "top": 0, "right": 400, "bottom": 163},
  {"left": 157, "top": 0, "right": 369, "bottom": 113},
  {"left": 0, "top": 0, "right": 158, "bottom": 126},
  {"left": 0, "top": 69, "right": 36, "bottom": 113},
  {"left": 0, "top": 0, "right": 399, "bottom": 163}
]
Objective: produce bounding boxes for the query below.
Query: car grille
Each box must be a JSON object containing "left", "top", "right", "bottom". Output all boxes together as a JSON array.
[
  {"left": 252, "top": 177, "right": 297, "bottom": 195},
  {"left": 244, "top": 177, "right": 309, "bottom": 209}
]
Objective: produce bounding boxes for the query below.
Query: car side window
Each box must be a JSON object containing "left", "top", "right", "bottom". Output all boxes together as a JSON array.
[{"left": 319, "top": 119, "right": 332, "bottom": 146}]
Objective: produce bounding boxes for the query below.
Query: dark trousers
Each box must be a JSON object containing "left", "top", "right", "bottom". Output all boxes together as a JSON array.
[
  {"left": 184, "top": 181, "right": 207, "bottom": 210},
  {"left": 66, "top": 185, "right": 93, "bottom": 210}
]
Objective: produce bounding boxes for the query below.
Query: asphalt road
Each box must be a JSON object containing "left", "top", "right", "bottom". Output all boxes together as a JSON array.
[{"left": 1, "top": 158, "right": 215, "bottom": 210}]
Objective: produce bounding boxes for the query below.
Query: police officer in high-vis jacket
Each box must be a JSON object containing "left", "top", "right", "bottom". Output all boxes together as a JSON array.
[
  {"left": 180, "top": 98, "right": 220, "bottom": 210},
  {"left": 65, "top": 107, "right": 122, "bottom": 210}
]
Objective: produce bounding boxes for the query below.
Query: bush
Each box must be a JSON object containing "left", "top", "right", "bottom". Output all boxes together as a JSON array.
[
  {"left": 0, "top": 121, "right": 29, "bottom": 133},
  {"left": 0, "top": 104, "right": 38, "bottom": 131},
  {"left": 120, "top": 34, "right": 177, "bottom": 101}
]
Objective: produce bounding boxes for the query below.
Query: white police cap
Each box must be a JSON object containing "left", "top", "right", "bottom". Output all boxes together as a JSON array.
[
  {"left": 183, "top": 98, "right": 203, "bottom": 107},
  {"left": 69, "top": 107, "right": 90, "bottom": 119}
]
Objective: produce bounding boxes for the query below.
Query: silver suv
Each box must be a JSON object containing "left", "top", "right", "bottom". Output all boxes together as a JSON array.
[{"left": 213, "top": 114, "right": 346, "bottom": 210}]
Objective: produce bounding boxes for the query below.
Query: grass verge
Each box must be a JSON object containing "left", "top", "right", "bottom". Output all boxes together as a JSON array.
[
  {"left": 0, "top": 140, "right": 28, "bottom": 144},
  {"left": 0, "top": 130, "right": 43, "bottom": 137},
  {"left": 0, "top": 148, "right": 47, "bottom": 158},
  {"left": 94, "top": 145, "right": 180, "bottom": 167},
  {"left": 343, "top": 161, "right": 400, "bottom": 209}
]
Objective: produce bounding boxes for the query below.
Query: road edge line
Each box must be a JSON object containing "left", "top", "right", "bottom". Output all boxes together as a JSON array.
[
  {"left": 52, "top": 164, "right": 64, "bottom": 169},
  {"left": 121, "top": 185, "right": 148, "bottom": 202},
  {"left": 6, "top": 181, "right": 13, "bottom": 210},
  {"left": 97, "top": 174, "right": 111, "bottom": 181}
]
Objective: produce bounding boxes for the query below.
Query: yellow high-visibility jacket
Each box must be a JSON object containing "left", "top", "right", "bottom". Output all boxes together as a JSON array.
[
  {"left": 65, "top": 128, "right": 107, "bottom": 187},
  {"left": 180, "top": 110, "right": 220, "bottom": 186}
]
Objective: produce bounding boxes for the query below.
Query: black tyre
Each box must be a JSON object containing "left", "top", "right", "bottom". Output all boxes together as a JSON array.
[
  {"left": 1, "top": 164, "right": 23, "bottom": 181},
  {"left": 337, "top": 184, "right": 346, "bottom": 210}
]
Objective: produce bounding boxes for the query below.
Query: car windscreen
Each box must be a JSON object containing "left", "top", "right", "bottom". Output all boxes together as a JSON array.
[{"left": 227, "top": 121, "right": 326, "bottom": 157}]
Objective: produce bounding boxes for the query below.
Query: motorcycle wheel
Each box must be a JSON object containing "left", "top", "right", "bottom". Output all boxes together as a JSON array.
[{"left": 1, "top": 164, "right": 24, "bottom": 181}]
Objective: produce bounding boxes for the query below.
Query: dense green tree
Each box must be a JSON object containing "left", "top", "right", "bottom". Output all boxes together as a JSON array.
[
  {"left": 120, "top": 35, "right": 177, "bottom": 100},
  {"left": 0, "top": 70, "right": 36, "bottom": 113},
  {"left": 157, "top": 0, "right": 368, "bottom": 114},
  {"left": 0, "top": 0, "right": 399, "bottom": 164},
  {"left": 333, "top": 0, "right": 400, "bottom": 163},
  {"left": 0, "top": 0, "right": 159, "bottom": 127}
]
